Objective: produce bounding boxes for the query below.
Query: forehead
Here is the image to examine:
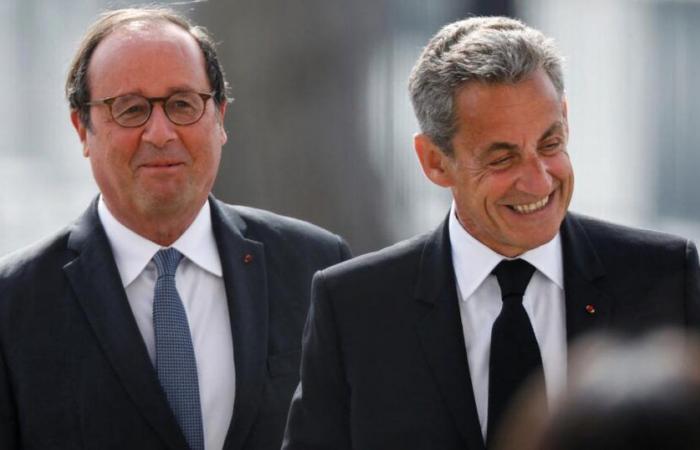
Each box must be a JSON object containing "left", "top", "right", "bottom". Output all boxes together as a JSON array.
[
  {"left": 453, "top": 70, "right": 565, "bottom": 146},
  {"left": 88, "top": 20, "right": 209, "bottom": 97}
]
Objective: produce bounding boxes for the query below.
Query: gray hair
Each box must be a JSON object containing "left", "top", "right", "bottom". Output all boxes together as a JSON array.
[
  {"left": 408, "top": 16, "right": 564, "bottom": 155},
  {"left": 66, "top": 6, "right": 230, "bottom": 128}
]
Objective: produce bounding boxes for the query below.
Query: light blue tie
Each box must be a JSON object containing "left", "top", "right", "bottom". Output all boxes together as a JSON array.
[{"left": 152, "top": 248, "right": 205, "bottom": 450}]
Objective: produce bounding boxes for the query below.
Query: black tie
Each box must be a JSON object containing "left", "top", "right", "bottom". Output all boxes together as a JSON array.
[{"left": 487, "top": 259, "right": 545, "bottom": 446}]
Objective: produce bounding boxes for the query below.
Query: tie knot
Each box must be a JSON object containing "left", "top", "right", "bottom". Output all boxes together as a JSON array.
[
  {"left": 153, "top": 248, "right": 183, "bottom": 277},
  {"left": 493, "top": 259, "right": 535, "bottom": 299}
]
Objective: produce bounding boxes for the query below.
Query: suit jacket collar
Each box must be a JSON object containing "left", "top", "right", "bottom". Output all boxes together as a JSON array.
[
  {"left": 413, "top": 216, "right": 486, "bottom": 450},
  {"left": 64, "top": 196, "right": 268, "bottom": 450}
]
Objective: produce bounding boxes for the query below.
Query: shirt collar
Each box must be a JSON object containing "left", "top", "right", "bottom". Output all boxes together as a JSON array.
[
  {"left": 448, "top": 202, "right": 564, "bottom": 301},
  {"left": 98, "top": 196, "right": 223, "bottom": 287}
]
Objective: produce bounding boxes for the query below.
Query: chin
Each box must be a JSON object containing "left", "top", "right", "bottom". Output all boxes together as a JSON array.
[
  {"left": 518, "top": 231, "right": 558, "bottom": 251},
  {"left": 136, "top": 192, "right": 187, "bottom": 215}
]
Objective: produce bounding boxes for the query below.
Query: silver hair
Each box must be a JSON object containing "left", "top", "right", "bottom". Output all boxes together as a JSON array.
[{"left": 408, "top": 16, "right": 565, "bottom": 155}]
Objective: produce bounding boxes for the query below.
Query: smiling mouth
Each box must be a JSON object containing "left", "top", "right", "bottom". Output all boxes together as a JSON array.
[{"left": 508, "top": 195, "right": 551, "bottom": 214}]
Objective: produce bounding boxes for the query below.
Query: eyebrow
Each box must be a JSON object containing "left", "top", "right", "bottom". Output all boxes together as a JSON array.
[
  {"left": 483, "top": 120, "right": 565, "bottom": 154},
  {"left": 540, "top": 121, "right": 565, "bottom": 140},
  {"left": 113, "top": 86, "right": 204, "bottom": 98}
]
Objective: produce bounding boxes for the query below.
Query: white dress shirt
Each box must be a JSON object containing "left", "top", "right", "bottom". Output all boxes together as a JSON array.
[
  {"left": 448, "top": 203, "right": 567, "bottom": 440},
  {"left": 98, "top": 197, "right": 235, "bottom": 450}
]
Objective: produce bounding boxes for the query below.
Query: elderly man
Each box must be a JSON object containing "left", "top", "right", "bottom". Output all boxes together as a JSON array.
[
  {"left": 283, "top": 16, "right": 700, "bottom": 450},
  {"left": 0, "top": 7, "right": 349, "bottom": 450}
]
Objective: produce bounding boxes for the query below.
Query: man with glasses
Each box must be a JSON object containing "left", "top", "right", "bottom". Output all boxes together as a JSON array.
[{"left": 0, "top": 7, "right": 349, "bottom": 450}]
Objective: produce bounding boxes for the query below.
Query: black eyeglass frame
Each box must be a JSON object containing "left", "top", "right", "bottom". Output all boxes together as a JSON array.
[{"left": 84, "top": 91, "right": 214, "bottom": 128}]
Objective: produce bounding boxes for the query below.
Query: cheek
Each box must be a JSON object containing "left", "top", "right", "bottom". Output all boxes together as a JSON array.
[
  {"left": 184, "top": 130, "right": 223, "bottom": 176},
  {"left": 91, "top": 131, "right": 141, "bottom": 177},
  {"left": 548, "top": 154, "right": 574, "bottom": 181},
  {"left": 478, "top": 174, "right": 516, "bottom": 205},
  {"left": 94, "top": 126, "right": 132, "bottom": 154}
]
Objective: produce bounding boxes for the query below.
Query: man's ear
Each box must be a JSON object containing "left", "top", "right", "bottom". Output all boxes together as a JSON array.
[
  {"left": 70, "top": 110, "right": 90, "bottom": 157},
  {"left": 414, "top": 133, "right": 454, "bottom": 188},
  {"left": 217, "top": 101, "right": 228, "bottom": 145}
]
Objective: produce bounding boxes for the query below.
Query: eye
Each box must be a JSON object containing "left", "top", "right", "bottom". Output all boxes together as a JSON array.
[
  {"left": 489, "top": 155, "right": 514, "bottom": 169},
  {"left": 167, "top": 93, "right": 201, "bottom": 112},
  {"left": 121, "top": 105, "right": 148, "bottom": 116},
  {"left": 111, "top": 96, "right": 149, "bottom": 119},
  {"left": 171, "top": 99, "right": 196, "bottom": 111},
  {"left": 540, "top": 140, "right": 562, "bottom": 154}
]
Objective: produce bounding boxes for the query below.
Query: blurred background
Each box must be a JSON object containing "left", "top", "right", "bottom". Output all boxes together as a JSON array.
[{"left": 2, "top": 0, "right": 699, "bottom": 256}]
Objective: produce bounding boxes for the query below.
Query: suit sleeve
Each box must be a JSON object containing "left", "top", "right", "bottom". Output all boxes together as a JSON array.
[
  {"left": 0, "top": 344, "right": 19, "bottom": 449},
  {"left": 684, "top": 240, "right": 700, "bottom": 327},
  {"left": 282, "top": 271, "right": 351, "bottom": 450}
]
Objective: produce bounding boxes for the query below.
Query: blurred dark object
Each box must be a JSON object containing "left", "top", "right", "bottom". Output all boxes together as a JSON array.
[{"left": 497, "top": 330, "right": 700, "bottom": 450}]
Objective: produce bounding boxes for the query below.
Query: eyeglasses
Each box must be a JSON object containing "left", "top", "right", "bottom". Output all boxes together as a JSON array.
[{"left": 85, "top": 91, "right": 214, "bottom": 127}]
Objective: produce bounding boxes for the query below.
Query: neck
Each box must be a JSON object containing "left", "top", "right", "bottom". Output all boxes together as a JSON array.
[{"left": 104, "top": 198, "right": 205, "bottom": 247}]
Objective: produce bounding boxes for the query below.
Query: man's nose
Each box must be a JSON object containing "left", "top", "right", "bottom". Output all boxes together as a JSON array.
[
  {"left": 515, "top": 155, "right": 553, "bottom": 195},
  {"left": 141, "top": 104, "right": 178, "bottom": 148}
]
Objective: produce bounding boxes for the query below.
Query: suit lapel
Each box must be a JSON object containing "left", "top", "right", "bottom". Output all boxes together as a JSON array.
[
  {"left": 560, "top": 213, "right": 612, "bottom": 343},
  {"left": 210, "top": 199, "right": 269, "bottom": 450},
  {"left": 63, "top": 199, "right": 189, "bottom": 450},
  {"left": 414, "top": 218, "right": 486, "bottom": 450}
]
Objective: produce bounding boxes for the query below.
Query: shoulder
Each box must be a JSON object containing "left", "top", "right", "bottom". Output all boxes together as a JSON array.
[
  {"left": 212, "top": 200, "right": 350, "bottom": 262},
  {"left": 233, "top": 204, "right": 339, "bottom": 240},
  {"left": 218, "top": 202, "right": 344, "bottom": 246},
  {"left": 567, "top": 212, "right": 692, "bottom": 251},
  {"left": 0, "top": 226, "right": 73, "bottom": 291},
  {"left": 564, "top": 213, "right": 696, "bottom": 276},
  {"left": 318, "top": 232, "right": 430, "bottom": 290}
]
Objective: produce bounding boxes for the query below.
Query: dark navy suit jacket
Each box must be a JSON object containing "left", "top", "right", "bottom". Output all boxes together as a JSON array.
[
  {"left": 283, "top": 213, "right": 700, "bottom": 450},
  {"left": 0, "top": 196, "right": 350, "bottom": 450}
]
